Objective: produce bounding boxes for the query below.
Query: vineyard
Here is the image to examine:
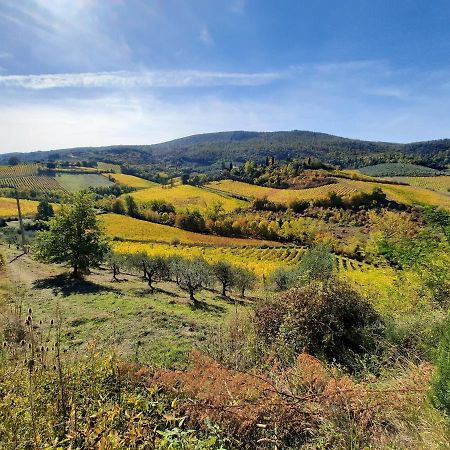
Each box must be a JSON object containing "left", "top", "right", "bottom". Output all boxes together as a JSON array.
[
  {"left": 54, "top": 173, "right": 115, "bottom": 192},
  {"left": 207, "top": 178, "right": 450, "bottom": 210},
  {"left": 127, "top": 184, "right": 247, "bottom": 212},
  {"left": 359, "top": 163, "right": 441, "bottom": 177},
  {"left": 102, "top": 213, "right": 277, "bottom": 247},
  {"left": 0, "top": 175, "right": 66, "bottom": 192},
  {"left": 206, "top": 179, "right": 363, "bottom": 203},
  {"left": 107, "top": 173, "right": 159, "bottom": 189},
  {"left": 0, "top": 164, "right": 40, "bottom": 177},
  {"left": 112, "top": 237, "right": 391, "bottom": 281},
  {"left": 386, "top": 176, "right": 450, "bottom": 194}
]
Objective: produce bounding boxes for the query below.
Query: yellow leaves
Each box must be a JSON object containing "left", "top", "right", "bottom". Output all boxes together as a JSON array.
[{"left": 113, "top": 241, "right": 289, "bottom": 276}]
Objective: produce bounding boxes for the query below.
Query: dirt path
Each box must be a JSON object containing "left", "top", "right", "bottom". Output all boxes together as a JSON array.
[{"left": 3, "top": 245, "right": 63, "bottom": 286}]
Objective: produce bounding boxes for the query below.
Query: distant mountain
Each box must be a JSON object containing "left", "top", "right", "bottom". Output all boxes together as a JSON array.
[{"left": 2, "top": 130, "right": 450, "bottom": 169}]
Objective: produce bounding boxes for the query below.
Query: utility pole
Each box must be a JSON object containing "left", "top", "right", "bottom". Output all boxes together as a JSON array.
[{"left": 15, "top": 188, "right": 26, "bottom": 251}]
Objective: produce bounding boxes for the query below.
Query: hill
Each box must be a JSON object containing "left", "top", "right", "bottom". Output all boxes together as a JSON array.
[{"left": 2, "top": 130, "right": 450, "bottom": 169}]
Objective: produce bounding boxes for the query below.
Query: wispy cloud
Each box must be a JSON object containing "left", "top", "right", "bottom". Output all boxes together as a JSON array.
[
  {"left": 229, "top": 0, "right": 247, "bottom": 14},
  {"left": 198, "top": 25, "right": 214, "bottom": 46},
  {"left": 0, "top": 70, "right": 283, "bottom": 89}
]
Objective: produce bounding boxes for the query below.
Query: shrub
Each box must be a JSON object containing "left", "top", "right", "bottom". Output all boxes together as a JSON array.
[
  {"left": 175, "top": 210, "right": 206, "bottom": 233},
  {"left": 268, "top": 266, "right": 292, "bottom": 291},
  {"left": 290, "top": 244, "right": 335, "bottom": 286},
  {"left": 430, "top": 318, "right": 450, "bottom": 416},
  {"left": 289, "top": 199, "right": 309, "bottom": 213},
  {"left": 254, "top": 280, "right": 385, "bottom": 370}
]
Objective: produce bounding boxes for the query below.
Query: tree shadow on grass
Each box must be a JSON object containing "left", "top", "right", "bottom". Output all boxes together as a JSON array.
[
  {"left": 189, "top": 299, "right": 226, "bottom": 315},
  {"left": 133, "top": 287, "right": 181, "bottom": 298},
  {"left": 33, "top": 274, "right": 121, "bottom": 297}
]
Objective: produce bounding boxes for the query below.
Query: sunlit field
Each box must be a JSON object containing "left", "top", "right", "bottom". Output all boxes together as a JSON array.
[
  {"left": 0, "top": 196, "right": 40, "bottom": 217},
  {"left": 386, "top": 176, "right": 450, "bottom": 194},
  {"left": 126, "top": 184, "right": 248, "bottom": 212},
  {"left": 108, "top": 173, "right": 159, "bottom": 189},
  {"left": 102, "top": 213, "right": 278, "bottom": 247},
  {"left": 208, "top": 178, "right": 450, "bottom": 210},
  {"left": 207, "top": 179, "right": 360, "bottom": 203}
]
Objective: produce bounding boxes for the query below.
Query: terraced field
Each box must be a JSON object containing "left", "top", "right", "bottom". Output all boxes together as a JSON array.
[
  {"left": 108, "top": 173, "right": 159, "bottom": 189},
  {"left": 207, "top": 179, "right": 362, "bottom": 203},
  {"left": 0, "top": 164, "right": 40, "bottom": 177},
  {"left": 386, "top": 176, "right": 450, "bottom": 194},
  {"left": 102, "top": 213, "right": 277, "bottom": 247},
  {"left": 0, "top": 175, "right": 65, "bottom": 192},
  {"left": 208, "top": 179, "right": 450, "bottom": 210},
  {"left": 127, "top": 184, "right": 247, "bottom": 212}
]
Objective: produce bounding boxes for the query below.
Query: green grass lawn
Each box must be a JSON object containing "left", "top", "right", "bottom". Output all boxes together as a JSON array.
[{"left": 54, "top": 173, "right": 115, "bottom": 192}]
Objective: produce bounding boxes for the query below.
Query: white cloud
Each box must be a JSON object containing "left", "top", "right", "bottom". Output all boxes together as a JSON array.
[
  {"left": 0, "top": 70, "right": 283, "bottom": 89},
  {"left": 1, "top": 60, "right": 449, "bottom": 153},
  {"left": 198, "top": 25, "right": 214, "bottom": 47}
]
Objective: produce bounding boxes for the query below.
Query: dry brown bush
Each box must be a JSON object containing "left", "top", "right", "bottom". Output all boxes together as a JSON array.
[{"left": 151, "top": 351, "right": 433, "bottom": 449}]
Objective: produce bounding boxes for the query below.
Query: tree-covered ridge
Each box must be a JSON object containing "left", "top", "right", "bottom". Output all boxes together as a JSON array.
[{"left": 2, "top": 130, "right": 450, "bottom": 170}]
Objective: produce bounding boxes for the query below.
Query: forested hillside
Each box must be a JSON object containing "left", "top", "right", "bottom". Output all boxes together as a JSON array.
[{"left": 2, "top": 130, "right": 450, "bottom": 169}]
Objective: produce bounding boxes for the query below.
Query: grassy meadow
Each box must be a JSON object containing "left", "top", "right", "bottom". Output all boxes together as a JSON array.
[{"left": 54, "top": 173, "right": 115, "bottom": 192}]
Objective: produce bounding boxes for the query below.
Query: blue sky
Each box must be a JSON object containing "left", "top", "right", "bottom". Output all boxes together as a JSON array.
[{"left": 1, "top": 0, "right": 450, "bottom": 152}]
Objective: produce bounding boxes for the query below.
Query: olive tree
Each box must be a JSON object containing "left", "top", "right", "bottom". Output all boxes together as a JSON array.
[
  {"left": 234, "top": 267, "right": 257, "bottom": 297},
  {"left": 212, "top": 261, "right": 235, "bottom": 296},
  {"left": 126, "top": 252, "right": 167, "bottom": 292},
  {"left": 176, "top": 257, "right": 211, "bottom": 304}
]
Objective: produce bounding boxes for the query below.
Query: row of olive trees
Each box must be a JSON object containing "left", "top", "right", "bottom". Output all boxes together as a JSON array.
[
  {"left": 31, "top": 193, "right": 258, "bottom": 302},
  {"left": 107, "top": 252, "right": 257, "bottom": 303}
]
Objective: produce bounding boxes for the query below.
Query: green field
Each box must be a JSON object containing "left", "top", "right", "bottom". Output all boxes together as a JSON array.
[
  {"left": 97, "top": 162, "right": 122, "bottom": 173},
  {"left": 55, "top": 173, "right": 115, "bottom": 192},
  {"left": 386, "top": 175, "right": 450, "bottom": 194},
  {"left": 359, "top": 163, "right": 441, "bottom": 177},
  {"left": 2, "top": 249, "right": 243, "bottom": 368}
]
